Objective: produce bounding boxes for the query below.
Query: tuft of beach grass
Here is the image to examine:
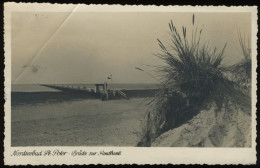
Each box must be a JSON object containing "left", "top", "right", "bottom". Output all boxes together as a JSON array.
[{"left": 138, "top": 14, "right": 252, "bottom": 147}]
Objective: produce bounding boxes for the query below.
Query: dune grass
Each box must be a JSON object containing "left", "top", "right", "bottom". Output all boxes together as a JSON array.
[
  {"left": 137, "top": 14, "right": 251, "bottom": 146},
  {"left": 226, "top": 31, "right": 251, "bottom": 96}
]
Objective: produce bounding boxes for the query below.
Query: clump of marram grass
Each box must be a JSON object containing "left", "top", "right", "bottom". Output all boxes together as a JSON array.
[
  {"left": 138, "top": 14, "right": 251, "bottom": 147},
  {"left": 226, "top": 31, "right": 251, "bottom": 96}
]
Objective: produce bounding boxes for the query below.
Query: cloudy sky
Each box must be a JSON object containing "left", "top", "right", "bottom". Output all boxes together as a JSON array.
[{"left": 11, "top": 12, "right": 251, "bottom": 84}]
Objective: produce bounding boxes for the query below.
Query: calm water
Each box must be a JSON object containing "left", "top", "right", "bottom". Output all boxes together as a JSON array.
[
  {"left": 12, "top": 83, "right": 159, "bottom": 92},
  {"left": 11, "top": 84, "right": 158, "bottom": 106}
]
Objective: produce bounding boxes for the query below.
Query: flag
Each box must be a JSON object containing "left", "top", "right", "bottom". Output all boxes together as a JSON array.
[{"left": 107, "top": 74, "right": 112, "bottom": 79}]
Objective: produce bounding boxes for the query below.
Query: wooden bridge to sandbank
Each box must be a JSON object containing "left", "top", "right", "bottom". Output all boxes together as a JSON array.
[{"left": 40, "top": 84, "right": 158, "bottom": 101}]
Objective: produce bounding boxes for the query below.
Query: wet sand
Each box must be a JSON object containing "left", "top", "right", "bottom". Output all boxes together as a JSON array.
[{"left": 11, "top": 96, "right": 149, "bottom": 146}]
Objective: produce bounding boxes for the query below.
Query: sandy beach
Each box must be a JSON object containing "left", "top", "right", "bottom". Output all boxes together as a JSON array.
[{"left": 12, "top": 96, "right": 149, "bottom": 146}]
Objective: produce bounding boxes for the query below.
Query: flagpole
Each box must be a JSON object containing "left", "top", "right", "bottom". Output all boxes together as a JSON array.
[{"left": 107, "top": 74, "right": 112, "bottom": 89}]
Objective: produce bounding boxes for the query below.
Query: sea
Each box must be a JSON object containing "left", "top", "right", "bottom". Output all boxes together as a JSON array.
[
  {"left": 11, "top": 83, "right": 159, "bottom": 92},
  {"left": 11, "top": 83, "right": 159, "bottom": 107}
]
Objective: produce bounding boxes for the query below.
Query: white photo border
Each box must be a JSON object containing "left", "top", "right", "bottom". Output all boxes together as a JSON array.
[{"left": 4, "top": 3, "right": 258, "bottom": 165}]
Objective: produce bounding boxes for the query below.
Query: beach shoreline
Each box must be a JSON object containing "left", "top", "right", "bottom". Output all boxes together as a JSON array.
[{"left": 11, "top": 95, "right": 149, "bottom": 146}]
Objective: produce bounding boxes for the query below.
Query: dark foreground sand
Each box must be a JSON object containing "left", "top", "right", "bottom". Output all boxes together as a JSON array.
[{"left": 12, "top": 97, "right": 149, "bottom": 146}]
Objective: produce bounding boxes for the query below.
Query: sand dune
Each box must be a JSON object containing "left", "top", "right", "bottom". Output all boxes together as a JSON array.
[{"left": 152, "top": 104, "right": 251, "bottom": 147}]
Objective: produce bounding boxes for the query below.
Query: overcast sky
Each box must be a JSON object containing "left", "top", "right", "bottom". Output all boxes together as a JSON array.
[{"left": 11, "top": 12, "right": 251, "bottom": 84}]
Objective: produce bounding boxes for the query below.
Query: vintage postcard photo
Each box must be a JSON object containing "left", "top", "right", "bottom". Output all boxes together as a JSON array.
[{"left": 4, "top": 3, "right": 257, "bottom": 165}]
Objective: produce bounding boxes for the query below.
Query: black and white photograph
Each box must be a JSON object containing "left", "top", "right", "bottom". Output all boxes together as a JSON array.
[{"left": 4, "top": 3, "right": 257, "bottom": 165}]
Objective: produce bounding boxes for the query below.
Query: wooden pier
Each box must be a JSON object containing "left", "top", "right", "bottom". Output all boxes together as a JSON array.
[{"left": 40, "top": 84, "right": 158, "bottom": 100}]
